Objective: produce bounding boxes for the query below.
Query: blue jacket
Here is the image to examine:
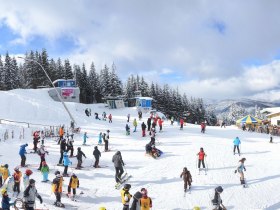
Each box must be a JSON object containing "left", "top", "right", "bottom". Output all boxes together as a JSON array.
[
  {"left": 19, "top": 144, "right": 28, "bottom": 156},
  {"left": 63, "top": 154, "right": 71, "bottom": 166},
  {"left": 1, "top": 195, "right": 11, "bottom": 209},
  {"left": 233, "top": 137, "right": 241, "bottom": 146},
  {"left": 83, "top": 134, "right": 88, "bottom": 141}
]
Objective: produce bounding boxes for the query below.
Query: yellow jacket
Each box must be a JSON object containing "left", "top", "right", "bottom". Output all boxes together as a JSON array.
[
  {"left": 121, "top": 189, "right": 132, "bottom": 205},
  {"left": 140, "top": 197, "right": 152, "bottom": 210}
]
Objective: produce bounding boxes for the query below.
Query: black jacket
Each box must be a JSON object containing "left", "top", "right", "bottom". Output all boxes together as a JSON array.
[{"left": 93, "top": 148, "right": 101, "bottom": 159}]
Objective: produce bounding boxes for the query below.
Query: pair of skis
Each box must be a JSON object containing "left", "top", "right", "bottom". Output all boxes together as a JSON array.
[
  {"left": 198, "top": 168, "right": 207, "bottom": 175},
  {"left": 115, "top": 173, "right": 132, "bottom": 190}
]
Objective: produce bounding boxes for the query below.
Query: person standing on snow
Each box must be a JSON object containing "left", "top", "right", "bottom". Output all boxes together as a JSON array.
[
  {"left": 139, "top": 188, "right": 152, "bottom": 210},
  {"left": 58, "top": 139, "right": 67, "bottom": 165},
  {"left": 233, "top": 137, "right": 241, "bottom": 156},
  {"left": 23, "top": 169, "right": 33, "bottom": 191},
  {"left": 211, "top": 186, "right": 226, "bottom": 210},
  {"left": 127, "top": 114, "right": 130, "bottom": 123},
  {"left": 1, "top": 188, "right": 11, "bottom": 210},
  {"left": 235, "top": 158, "right": 247, "bottom": 186},
  {"left": 197, "top": 147, "right": 207, "bottom": 171},
  {"left": 112, "top": 151, "right": 125, "bottom": 183},
  {"left": 180, "top": 167, "right": 192, "bottom": 192},
  {"left": 63, "top": 152, "right": 72, "bottom": 176},
  {"left": 58, "top": 126, "right": 64, "bottom": 145},
  {"left": 158, "top": 118, "right": 163, "bottom": 132},
  {"left": 76, "top": 147, "right": 86, "bottom": 169},
  {"left": 83, "top": 132, "right": 89, "bottom": 145},
  {"left": 23, "top": 179, "right": 43, "bottom": 209},
  {"left": 98, "top": 132, "right": 103, "bottom": 145},
  {"left": 19, "top": 143, "right": 28, "bottom": 167},
  {"left": 180, "top": 118, "right": 184, "bottom": 130},
  {"left": 121, "top": 184, "right": 132, "bottom": 210},
  {"left": 13, "top": 167, "right": 22, "bottom": 196},
  {"left": 37, "top": 145, "right": 48, "bottom": 170},
  {"left": 93, "top": 146, "right": 101, "bottom": 168},
  {"left": 52, "top": 171, "right": 64, "bottom": 207},
  {"left": 125, "top": 124, "right": 130, "bottom": 136},
  {"left": 108, "top": 114, "right": 112, "bottom": 123},
  {"left": 67, "top": 173, "right": 79, "bottom": 198},
  {"left": 133, "top": 119, "right": 138, "bottom": 132},
  {"left": 141, "top": 122, "right": 147, "bottom": 137},
  {"left": 147, "top": 118, "right": 151, "bottom": 131}
]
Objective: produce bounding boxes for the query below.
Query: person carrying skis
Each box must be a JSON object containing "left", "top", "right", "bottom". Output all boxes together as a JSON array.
[
  {"left": 37, "top": 145, "right": 48, "bottom": 170},
  {"left": 133, "top": 119, "right": 138, "bottom": 132},
  {"left": 93, "top": 146, "right": 101, "bottom": 168},
  {"left": 108, "top": 114, "right": 112, "bottom": 123},
  {"left": 180, "top": 167, "right": 192, "bottom": 192},
  {"left": 58, "top": 138, "right": 67, "bottom": 165},
  {"left": 76, "top": 147, "right": 86, "bottom": 169},
  {"left": 211, "top": 186, "right": 226, "bottom": 210},
  {"left": 139, "top": 188, "right": 152, "bottom": 210},
  {"left": 235, "top": 158, "right": 246, "bottom": 186},
  {"left": 63, "top": 152, "right": 72, "bottom": 176},
  {"left": 141, "top": 122, "right": 147, "bottom": 137},
  {"left": 233, "top": 137, "right": 241, "bottom": 156},
  {"left": 180, "top": 118, "right": 184, "bottom": 130},
  {"left": 197, "top": 147, "right": 207, "bottom": 172},
  {"left": 125, "top": 124, "right": 130, "bottom": 136},
  {"left": 67, "top": 173, "right": 79, "bottom": 199},
  {"left": 23, "top": 169, "right": 33, "bottom": 190},
  {"left": 112, "top": 151, "right": 125, "bottom": 184},
  {"left": 23, "top": 179, "right": 43, "bottom": 210},
  {"left": 121, "top": 183, "right": 132, "bottom": 210},
  {"left": 52, "top": 171, "right": 64, "bottom": 207},
  {"left": 1, "top": 188, "right": 11, "bottom": 210},
  {"left": 41, "top": 161, "right": 49, "bottom": 182},
  {"left": 19, "top": 143, "right": 28, "bottom": 167},
  {"left": 13, "top": 167, "right": 22, "bottom": 196},
  {"left": 147, "top": 118, "right": 151, "bottom": 131},
  {"left": 83, "top": 132, "right": 89, "bottom": 145}
]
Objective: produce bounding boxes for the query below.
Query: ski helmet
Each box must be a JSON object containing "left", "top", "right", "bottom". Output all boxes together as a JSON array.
[
  {"left": 25, "top": 169, "right": 33, "bottom": 176},
  {"left": 54, "top": 170, "right": 60, "bottom": 176},
  {"left": 193, "top": 207, "right": 201, "bottom": 210},
  {"left": 29, "top": 179, "right": 36, "bottom": 184},
  {"left": 216, "top": 186, "right": 223, "bottom": 193},
  {"left": 183, "top": 167, "right": 187, "bottom": 171},
  {"left": 124, "top": 184, "right": 131, "bottom": 190},
  {"left": 99, "top": 207, "right": 106, "bottom": 210},
  {"left": 78, "top": 147, "right": 81, "bottom": 150},
  {"left": 1, "top": 188, "right": 7, "bottom": 195},
  {"left": 14, "top": 166, "right": 20, "bottom": 171},
  {"left": 4, "top": 164, "right": 8, "bottom": 168}
]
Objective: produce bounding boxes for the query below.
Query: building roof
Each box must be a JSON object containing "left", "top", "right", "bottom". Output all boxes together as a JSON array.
[
  {"left": 260, "top": 107, "right": 280, "bottom": 114},
  {"left": 135, "top": 97, "right": 153, "bottom": 100}
]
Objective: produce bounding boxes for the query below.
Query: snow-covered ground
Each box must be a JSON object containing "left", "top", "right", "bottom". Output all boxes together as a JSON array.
[{"left": 0, "top": 89, "right": 279, "bottom": 210}]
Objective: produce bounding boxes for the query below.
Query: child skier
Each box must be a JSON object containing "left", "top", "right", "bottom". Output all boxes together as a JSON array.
[
  {"left": 141, "top": 122, "right": 147, "bottom": 137},
  {"left": 133, "top": 119, "right": 138, "bottom": 132},
  {"left": 67, "top": 173, "right": 79, "bottom": 199},
  {"left": 41, "top": 161, "right": 49, "bottom": 182},
  {"left": 140, "top": 188, "right": 152, "bottom": 210},
  {"left": 233, "top": 137, "right": 241, "bottom": 156},
  {"left": 52, "top": 171, "right": 64, "bottom": 207},
  {"left": 108, "top": 114, "right": 112, "bottom": 123},
  {"left": 197, "top": 147, "right": 207, "bottom": 174},
  {"left": 38, "top": 144, "right": 48, "bottom": 170},
  {"left": 63, "top": 152, "right": 72, "bottom": 176},
  {"left": 121, "top": 184, "right": 132, "bottom": 210},
  {"left": 19, "top": 143, "right": 28, "bottom": 167},
  {"left": 211, "top": 186, "right": 226, "bottom": 210},
  {"left": 83, "top": 132, "right": 89, "bottom": 145},
  {"left": 98, "top": 132, "right": 103, "bottom": 145},
  {"left": 93, "top": 146, "right": 101, "bottom": 168},
  {"left": 1, "top": 188, "right": 11, "bottom": 210},
  {"left": 180, "top": 167, "right": 192, "bottom": 193},
  {"left": 76, "top": 147, "right": 86, "bottom": 169},
  {"left": 23, "top": 169, "right": 33, "bottom": 190},
  {"left": 13, "top": 167, "right": 22, "bottom": 196},
  {"left": 125, "top": 124, "right": 130, "bottom": 136},
  {"left": 235, "top": 158, "right": 247, "bottom": 187}
]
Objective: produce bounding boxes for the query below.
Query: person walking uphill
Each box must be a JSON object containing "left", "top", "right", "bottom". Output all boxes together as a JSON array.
[
  {"left": 19, "top": 143, "right": 28, "bottom": 167},
  {"left": 112, "top": 151, "right": 125, "bottom": 183},
  {"left": 197, "top": 147, "right": 207, "bottom": 174},
  {"left": 180, "top": 167, "right": 192, "bottom": 193},
  {"left": 93, "top": 146, "right": 101, "bottom": 168},
  {"left": 235, "top": 158, "right": 247, "bottom": 187},
  {"left": 233, "top": 137, "right": 241, "bottom": 156},
  {"left": 24, "top": 179, "right": 43, "bottom": 210}
]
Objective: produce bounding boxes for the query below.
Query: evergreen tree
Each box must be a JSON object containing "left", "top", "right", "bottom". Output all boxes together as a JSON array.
[
  {"left": 49, "top": 59, "right": 57, "bottom": 82},
  {"left": 11, "top": 57, "right": 21, "bottom": 89},
  {"left": 40, "top": 49, "right": 50, "bottom": 86},
  {"left": 100, "top": 65, "right": 111, "bottom": 97},
  {"left": 4, "top": 53, "right": 13, "bottom": 90},
  {"left": 139, "top": 76, "right": 149, "bottom": 96},
  {"left": 0, "top": 55, "right": 4, "bottom": 90},
  {"left": 88, "top": 62, "right": 100, "bottom": 103},
  {"left": 56, "top": 58, "right": 64, "bottom": 80},
  {"left": 64, "top": 59, "right": 73, "bottom": 79},
  {"left": 110, "top": 63, "right": 122, "bottom": 96}
]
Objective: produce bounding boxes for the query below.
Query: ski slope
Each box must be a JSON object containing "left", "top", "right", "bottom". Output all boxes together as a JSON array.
[{"left": 0, "top": 89, "right": 279, "bottom": 210}]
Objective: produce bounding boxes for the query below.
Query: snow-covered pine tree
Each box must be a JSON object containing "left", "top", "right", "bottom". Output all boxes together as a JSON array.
[
  {"left": 48, "top": 59, "right": 57, "bottom": 81},
  {"left": 110, "top": 63, "right": 122, "bottom": 96},
  {"left": 40, "top": 49, "right": 50, "bottom": 86},
  {"left": 139, "top": 76, "right": 149, "bottom": 97},
  {"left": 3, "top": 53, "right": 13, "bottom": 90},
  {"left": 56, "top": 58, "right": 64, "bottom": 79},
  {"left": 64, "top": 59, "right": 73, "bottom": 79},
  {"left": 100, "top": 64, "right": 111, "bottom": 97},
  {"left": 11, "top": 57, "right": 21, "bottom": 89},
  {"left": 88, "top": 62, "right": 100, "bottom": 103},
  {"left": 0, "top": 55, "right": 5, "bottom": 90}
]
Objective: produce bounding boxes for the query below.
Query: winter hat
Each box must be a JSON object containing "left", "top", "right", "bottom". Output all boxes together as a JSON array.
[
  {"left": 216, "top": 186, "right": 223, "bottom": 193},
  {"left": 25, "top": 143, "right": 28, "bottom": 146},
  {"left": 42, "top": 161, "right": 47, "bottom": 166},
  {"left": 124, "top": 184, "right": 131, "bottom": 190},
  {"left": 25, "top": 169, "right": 33, "bottom": 176},
  {"left": 55, "top": 171, "right": 60, "bottom": 176},
  {"left": 78, "top": 147, "right": 81, "bottom": 150},
  {"left": 1, "top": 188, "right": 7, "bottom": 195},
  {"left": 141, "top": 188, "right": 147, "bottom": 196},
  {"left": 14, "top": 166, "right": 20, "bottom": 171},
  {"left": 94, "top": 146, "right": 98, "bottom": 149},
  {"left": 29, "top": 179, "right": 36, "bottom": 184},
  {"left": 4, "top": 164, "right": 8, "bottom": 168}
]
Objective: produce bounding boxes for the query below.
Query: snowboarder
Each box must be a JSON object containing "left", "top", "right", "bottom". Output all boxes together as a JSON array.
[
  {"left": 93, "top": 146, "right": 101, "bottom": 168},
  {"left": 133, "top": 119, "right": 138, "bottom": 132},
  {"left": 23, "top": 179, "right": 43, "bottom": 209},
  {"left": 180, "top": 167, "right": 192, "bottom": 192},
  {"left": 211, "top": 186, "right": 226, "bottom": 210},
  {"left": 23, "top": 169, "right": 33, "bottom": 190},
  {"left": 141, "top": 122, "right": 147, "bottom": 137},
  {"left": 38, "top": 145, "right": 48, "bottom": 170},
  {"left": 58, "top": 138, "right": 67, "bottom": 165},
  {"left": 121, "top": 183, "right": 132, "bottom": 210},
  {"left": 108, "top": 114, "right": 112, "bottom": 123},
  {"left": 41, "top": 161, "right": 49, "bottom": 182},
  {"left": 127, "top": 114, "right": 130, "bottom": 122},
  {"left": 233, "top": 137, "right": 241, "bottom": 156},
  {"left": 125, "top": 124, "right": 130, "bottom": 136},
  {"left": 235, "top": 158, "right": 247, "bottom": 187},
  {"left": 63, "top": 152, "right": 72, "bottom": 176},
  {"left": 52, "top": 171, "right": 64, "bottom": 207},
  {"left": 98, "top": 132, "right": 103, "bottom": 145},
  {"left": 19, "top": 143, "right": 28, "bottom": 167},
  {"left": 139, "top": 188, "right": 152, "bottom": 210},
  {"left": 67, "top": 173, "right": 79, "bottom": 199},
  {"left": 112, "top": 151, "right": 125, "bottom": 183},
  {"left": 147, "top": 118, "right": 151, "bottom": 131},
  {"left": 1, "top": 188, "right": 11, "bottom": 210},
  {"left": 83, "top": 132, "right": 89, "bottom": 145},
  {"left": 197, "top": 147, "right": 207, "bottom": 172},
  {"left": 76, "top": 147, "right": 86, "bottom": 169},
  {"left": 13, "top": 166, "right": 22, "bottom": 196}
]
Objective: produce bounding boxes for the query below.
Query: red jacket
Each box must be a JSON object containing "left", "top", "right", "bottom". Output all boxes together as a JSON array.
[
  {"left": 158, "top": 119, "right": 163, "bottom": 126},
  {"left": 108, "top": 114, "right": 112, "bottom": 119},
  {"left": 180, "top": 119, "right": 184, "bottom": 125},
  {"left": 197, "top": 151, "right": 206, "bottom": 160}
]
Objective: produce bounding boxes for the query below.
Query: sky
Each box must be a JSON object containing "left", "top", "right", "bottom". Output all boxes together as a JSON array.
[{"left": 1, "top": 0, "right": 280, "bottom": 100}]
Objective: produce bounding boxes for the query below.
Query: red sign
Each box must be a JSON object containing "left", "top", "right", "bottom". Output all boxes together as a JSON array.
[{"left": 62, "top": 89, "right": 74, "bottom": 97}]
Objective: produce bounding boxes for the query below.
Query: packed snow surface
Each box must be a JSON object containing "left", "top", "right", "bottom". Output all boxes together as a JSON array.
[{"left": 0, "top": 89, "right": 279, "bottom": 210}]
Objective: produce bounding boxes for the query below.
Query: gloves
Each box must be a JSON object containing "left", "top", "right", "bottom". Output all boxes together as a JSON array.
[
  {"left": 38, "top": 195, "right": 43, "bottom": 204},
  {"left": 234, "top": 170, "right": 237, "bottom": 173}
]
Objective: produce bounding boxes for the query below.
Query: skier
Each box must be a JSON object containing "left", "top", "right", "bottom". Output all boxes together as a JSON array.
[
  {"left": 201, "top": 122, "right": 206, "bottom": 133},
  {"left": 63, "top": 152, "right": 72, "bottom": 176},
  {"left": 23, "top": 169, "right": 33, "bottom": 190},
  {"left": 67, "top": 138, "right": 74, "bottom": 157},
  {"left": 37, "top": 145, "right": 48, "bottom": 170},
  {"left": 130, "top": 189, "right": 144, "bottom": 210},
  {"left": 1, "top": 164, "right": 10, "bottom": 183},
  {"left": 33, "top": 131, "right": 40, "bottom": 152},
  {"left": 141, "top": 122, "right": 147, "bottom": 137},
  {"left": 158, "top": 118, "right": 163, "bottom": 132},
  {"left": 138, "top": 110, "right": 142, "bottom": 120},
  {"left": 180, "top": 118, "right": 184, "bottom": 130},
  {"left": 58, "top": 126, "right": 64, "bottom": 145},
  {"left": 211, "top": 186, "right": 226, "bottom": 210},
  {"left": 98, "top": 132, "right": 103, "bottom": 145},
  {"left": 102, "top": 111, "right": 107, "bottom": 121},
  {"left": 93, "top": 146, "right": 101, "bottom": 168},
  {"left": 269, "top": 132, "right": 273, "bottom": 143},
  {"left": 76, "top": 147, "right": 87, "bottom": 169},
  {"left": 19, "top": 143, "right": 28, "bottom": 167},
  {"left": 23, "top": 179, "right": 43, "bottom": 210},
  {"left": 104, "top": 130, "right": 110, "bottom": 152},
  {"left": 180, "top": 167, "right": 192, "bottom": 193},
  {"left": 40, "top": 130, "right": 45, "bottom": 145},
  {"left": 125, "top": 124, "right": 130, "bottom": 136},
  {"left": 197, "top": 148, "right": 207, "bottom": 173},
  {"left": 150, "top": 128, "right": 156, "bottom": 138},
  {"left": 140, "top": 188, "right": 152, "bottom": 210},
  {"left": 1, "top": 188, "right": 11, "bottom": 210},
  {"left": 40, "top": 161, "right": 49, "bottom": 182},
  {"left": 127, "top": 114, "right": 130, "bottom": 122},
  {"left": 233, "top": 137, "right": 241, "bottom": 156},
  {"left": 83, "top": 132, "right": 89, "bottom": 145},
  {"left": 235, "top": 158, "right": 247, "bottom": 187},
  {"left": 112, "top": 151, "right": 125, "bottom": 184},
  {"left": 52, "top": 171, "right": 64, "bottom": 207},
  {"left": 85, "top": 108, "right": 90, "bottom": 117},
  {"left": 108, "top": 114, "right": 112, "bottom": 123},
  {"left": 121, "top": 183, "right": 132, "bottom": 210},
  {"left": 13, "top": 167, "right": 22, "bottom": 196},
  {"left": 58, "top": 138, "right": 67, "bottom": 165},
  {"left": 67, "top": 173, "right": 79, "bottom": 199},
  {"left": 170, "top": 116, "right": 174, "bottom": 125},
  {"left": 133, "top": 119, "right": 138, "bottom": 132},
  {"left": 147, "top": 118, "right": 151, "bottom": 131}
]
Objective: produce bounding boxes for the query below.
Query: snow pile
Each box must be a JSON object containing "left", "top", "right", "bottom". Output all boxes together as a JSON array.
[{"left": 0, "top": 89, "right": 279, "bottom": 210}]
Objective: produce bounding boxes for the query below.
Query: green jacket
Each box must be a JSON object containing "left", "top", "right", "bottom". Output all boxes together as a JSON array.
[{"left": 41, "top": 165, "right": 49, "bottom": 173}]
